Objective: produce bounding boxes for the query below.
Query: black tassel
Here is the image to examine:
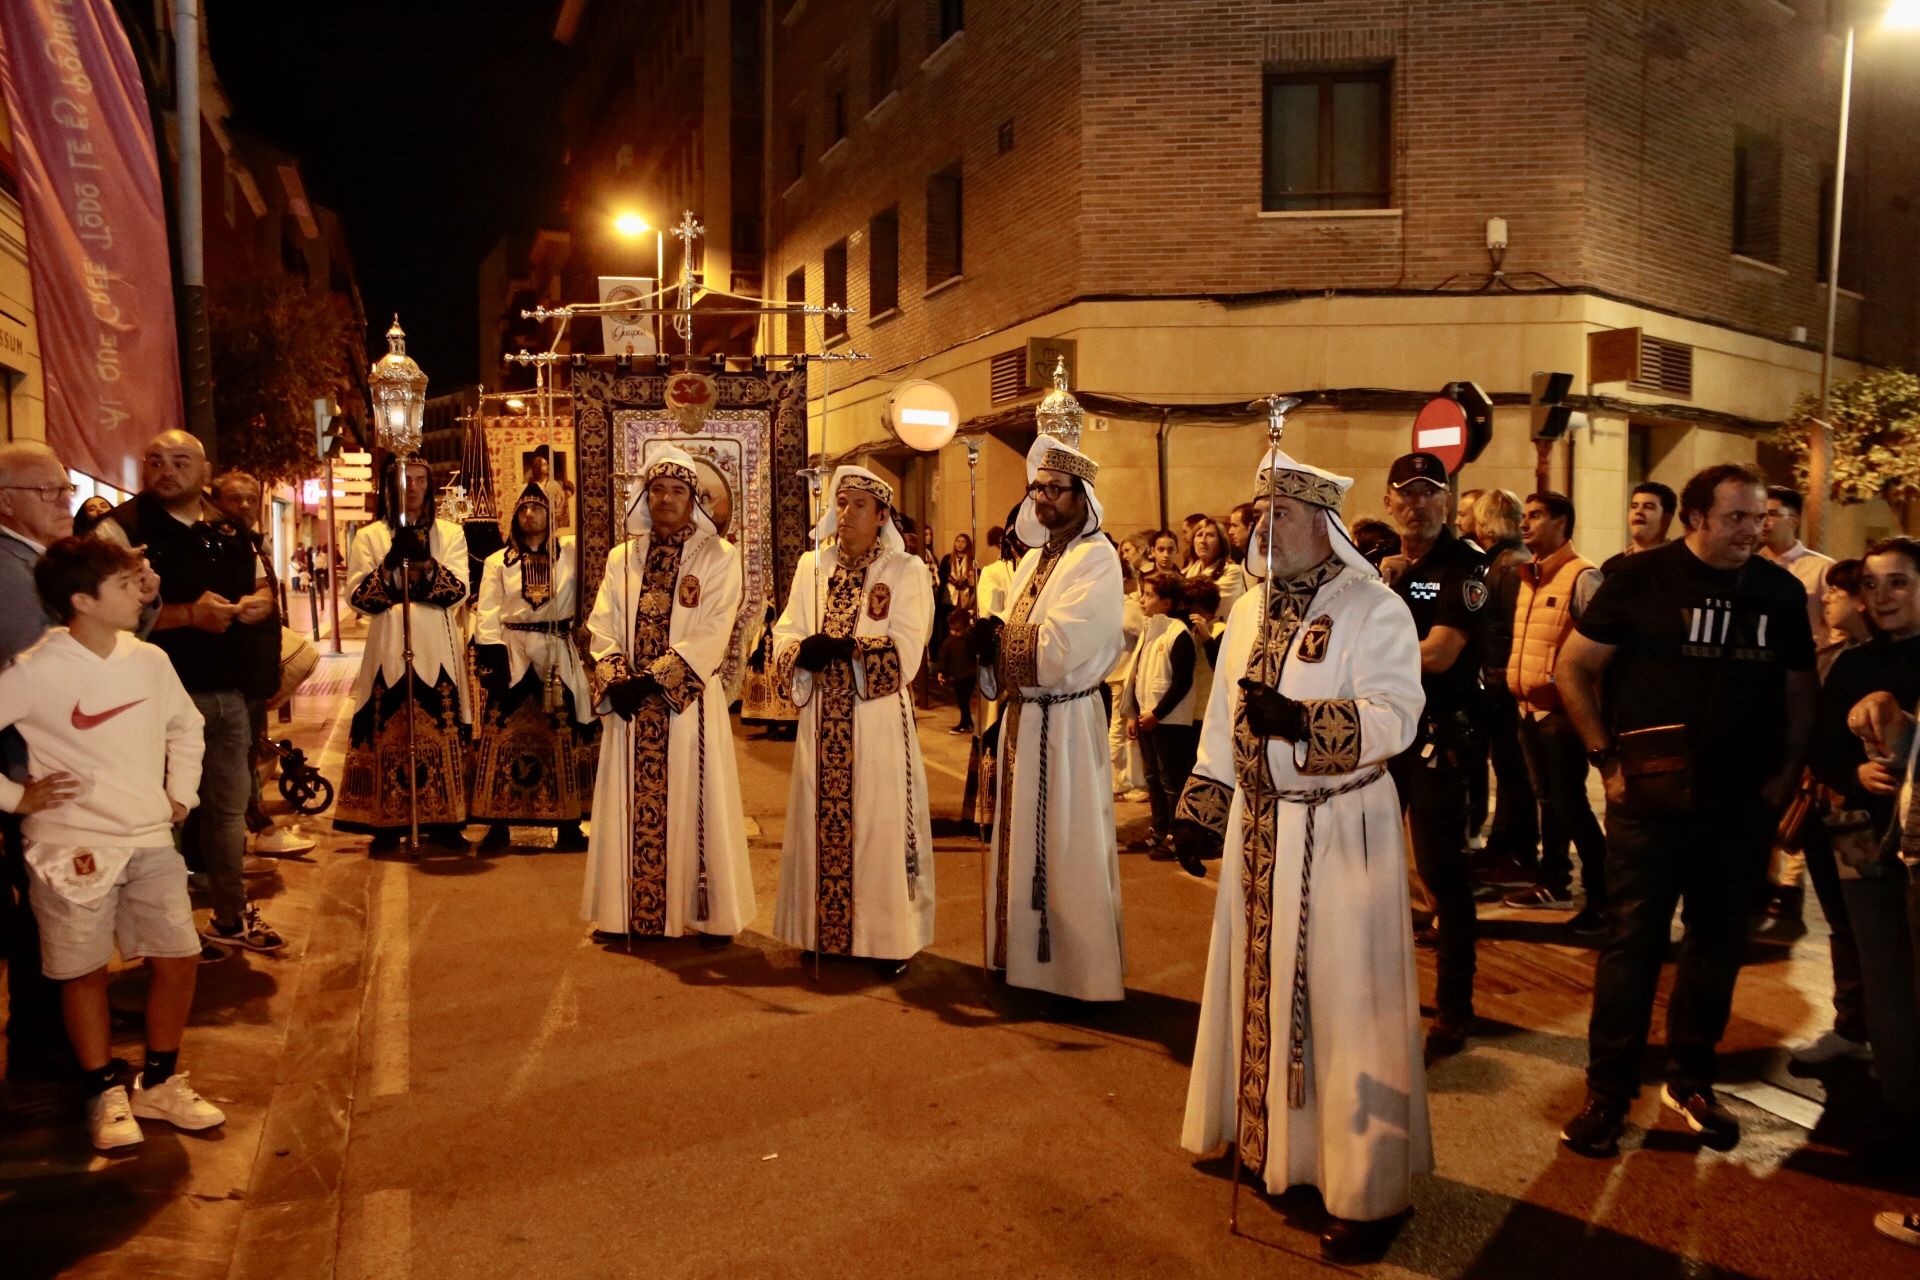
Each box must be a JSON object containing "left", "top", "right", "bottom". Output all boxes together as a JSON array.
[
  {"left": 696, "top": 875, "right": 709, "bottom": 922},
  {"left": 1037, "top": 917, "right": 1052, "bottom": 964},
  {"left": 1031, "top": 876, "right": 1045, "bottom": 910}
]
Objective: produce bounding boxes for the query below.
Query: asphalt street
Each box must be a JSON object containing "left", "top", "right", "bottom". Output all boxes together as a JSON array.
[{"left": 1, "top": 655, "right": 1916, "bottom": 1279}]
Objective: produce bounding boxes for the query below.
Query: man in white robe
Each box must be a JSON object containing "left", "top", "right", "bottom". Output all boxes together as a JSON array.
[
  {"left": 471, "top": 486, "right": 596, "bottom": 850},
  {"left": 975, "top": 436, "right": 1126, "bottom": 1001},
  {"left": 581, "top": 449, "right": 753, "bottom": 945},
  {"left": 339, "top": 455, "right": 472, "bottom": 852},
  {"left": 1175, "top": 448, "right": 1431, "bottom": 1264},
  {"left": 771, "top": 467, "right": 935, "bottom": 977}
]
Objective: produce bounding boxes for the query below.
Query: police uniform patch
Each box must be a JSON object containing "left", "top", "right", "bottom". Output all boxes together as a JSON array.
[
  {"left": 678, "top": 574, "right": 701, "bottom": 608},
  {"left": 1463, "top": 579, "right": 1489, "bottom": 612},
  {"left": 867, "top": 583, "right": 891, "bottom": 621},
  {"left": 1297, "top": 614, "right": 1334, "bottom": 663}
]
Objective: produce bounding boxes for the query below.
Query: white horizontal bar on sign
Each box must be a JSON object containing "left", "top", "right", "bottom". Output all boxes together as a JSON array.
[
  {"left": 898, "top": 407, "right": 952, "bottom": 427},
  {"left": 1416, "top": 426, "right": 1463, "bottom": 449}
]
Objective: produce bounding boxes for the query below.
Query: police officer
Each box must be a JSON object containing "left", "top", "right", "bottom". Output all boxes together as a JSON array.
[{"left": 1382, "top": 451, "right": 1491, "bottom": 1062}]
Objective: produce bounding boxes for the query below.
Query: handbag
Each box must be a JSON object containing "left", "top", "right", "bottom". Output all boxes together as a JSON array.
[{"left": 1616, "top": 724, "right": 1696, "bottom": 815}]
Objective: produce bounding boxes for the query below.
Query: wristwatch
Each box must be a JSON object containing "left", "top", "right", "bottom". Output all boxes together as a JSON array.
[{"left": 1586, "top": 743, "right": 1616, "bottom": 769}]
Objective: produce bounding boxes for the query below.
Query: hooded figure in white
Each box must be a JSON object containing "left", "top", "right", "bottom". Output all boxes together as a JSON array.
[
  {"left": 581, "top": 447, "right": 753, "bottom": 939},
  {"left": 976, "top": 435, "right": 1127, "bottom": 1001},
  {"left": 771, "top": 466, "right": 935, "bottom": 967},
  {"left": 1176, "top": 447, "right": 1431, "bottom": 1246}
]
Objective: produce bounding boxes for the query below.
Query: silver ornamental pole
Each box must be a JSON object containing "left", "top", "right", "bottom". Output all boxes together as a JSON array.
[
  {"left": 799, "top": 464, "right": 828, "bottom": 980},
  {"left": 1232, "top": 393, "right": 1298, "bottom": 1233},
  {"left": 399, "top": 544, "right": 421, "bottom": 857}
]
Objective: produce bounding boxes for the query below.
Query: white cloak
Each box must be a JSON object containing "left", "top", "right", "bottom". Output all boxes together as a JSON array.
[
  {"left": 770, "top": 545, "right": 936, "bottom": 959},
  {"left": 473, "top": 535, "right": 593, "bottom": 723},
  {"left": 1178, "top": 567, "right": 1432, "bottom": 1222},
  {"left": 346, "top": 518, "right": 471, "bottom": 723},
  {"left": 581, "top": 528, "right": 754, "bottom": 937},
  {"left": 979, "top": 534, "right": 1127, "bottom": 1001}
]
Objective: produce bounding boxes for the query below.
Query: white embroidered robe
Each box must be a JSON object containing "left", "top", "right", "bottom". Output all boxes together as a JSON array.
[
  {"left": 1177, "top": 565, "right": 1432, "bottom": 1222},
  {"left": 473, "top": 536, "right": 592, "bottom": 720},
  {"left": 978, "top": 534, "right": 1127, "bottom": 1001},
  {"left": 770, "top": 545, "right": 935, "bottom": 959},
  {"left": 346, "top": 518, "right": 472, "bottom": 723},
  {"left": 580, "top": 527, "right": 754, "bottom": 937}
]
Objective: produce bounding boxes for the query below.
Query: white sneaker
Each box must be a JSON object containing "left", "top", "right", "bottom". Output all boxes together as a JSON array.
[
  {"left": 130, "top": 1072, "right": 226, "bottom": 1131},
  {"left": 252, "top": 825, "right": 317, "bottom": 855},
  {"left": 1873, "top": 1210, "right": 1920, "bottom": 1247},
  {"left": 1788, "top": 1029, "right": 1872, "bottom": 1066},
  {"left": 87, "top": 1085, "right": 144, "bottom": 1151}
]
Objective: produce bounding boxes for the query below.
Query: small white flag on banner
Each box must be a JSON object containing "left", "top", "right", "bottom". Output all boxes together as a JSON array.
[{"left": 598, "top": 277, "right": 658, "bottom": 357}]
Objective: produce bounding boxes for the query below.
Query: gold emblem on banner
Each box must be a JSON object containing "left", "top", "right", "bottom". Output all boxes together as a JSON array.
[{"left": 664, "top": 372, "right": 718, "bottom": 431}]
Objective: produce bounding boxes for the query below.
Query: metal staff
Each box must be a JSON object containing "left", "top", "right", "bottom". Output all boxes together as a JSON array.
[
  {"left": 398, "top": 538, "right": 422, "bottom": 858},
  {"left": 799, "top": 464, "right": 829, "bottom": 982},
  {"left": 1230, "top": 393, "right": 1299, "bottom": 1233}
]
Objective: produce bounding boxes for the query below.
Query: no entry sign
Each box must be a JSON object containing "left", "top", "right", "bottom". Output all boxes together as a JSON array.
[{"left": 1412, "top": 397, "right": 1469, "bottom": 475}]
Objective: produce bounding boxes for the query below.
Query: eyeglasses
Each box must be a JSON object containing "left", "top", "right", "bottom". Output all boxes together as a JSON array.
[
  {"left": 1026, "top": 481, "right": 1073, "bottom": 501},
  {"left": 1, "top": 483, "right": 79, "bottom": 504}
]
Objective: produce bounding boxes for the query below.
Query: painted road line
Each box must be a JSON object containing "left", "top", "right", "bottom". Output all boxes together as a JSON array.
[{"left": 367, "top": 859, "right": 411, "bottom": 1098}]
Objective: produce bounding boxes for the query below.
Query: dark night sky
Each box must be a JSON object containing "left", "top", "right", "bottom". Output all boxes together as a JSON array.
[{"left": 205, "top": 0, "right": 568, "bottom": 389}]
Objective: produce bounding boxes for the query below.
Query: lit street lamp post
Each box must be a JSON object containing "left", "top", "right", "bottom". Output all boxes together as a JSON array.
[
  {"left": 1809, "top": 0, "right": 1920, "bottom": 548},
  {"left": 614, "top": 211, "right": 667, "bottom": 351}
]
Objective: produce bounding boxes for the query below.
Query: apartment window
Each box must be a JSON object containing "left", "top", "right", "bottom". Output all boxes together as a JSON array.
[
  {"left": 785, "top": 111, "right": 806, "bottom": 184},
  {"left": 785, "top": 266, "right": 807, "bottom": 352},
  {"left": 869, "top": 207, "right": 900, "bottom": 316},
  {"left": 931, "top": 0, "right": 963, "bottom": 47},
  {"left": 1815, "top": 164, "right": 1863, "bottom": 291},
  {"left": 925, "top": 164, "right": 963, "bottom": 285},
  {"left": 1260, "top": 68, "right": 1390, "bottom": 212},
  {"left": 1731, "top": 125, "right": 1781, "bottom": 263},
  {"left": 871, "top": 8, "right": 901, "bottom": 103},
  {"left": 829, "top": 80, "right": 849, "bottom": 144},
  {"left": 824, "top": 239, "right": 849, "bottom": 341}
]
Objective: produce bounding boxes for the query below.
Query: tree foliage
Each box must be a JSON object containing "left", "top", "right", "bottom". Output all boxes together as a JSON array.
[
  {"left": 1770, "top": 369, "right": 1920, "bottom": 509},
  {"left": 208, "top": 272, "right": 358, "bottom": 484}
]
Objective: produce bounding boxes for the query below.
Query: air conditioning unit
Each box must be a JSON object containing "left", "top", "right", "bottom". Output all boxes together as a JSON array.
[{"left": 1587, "top": 327, "right": 1694, "bottom": 400}]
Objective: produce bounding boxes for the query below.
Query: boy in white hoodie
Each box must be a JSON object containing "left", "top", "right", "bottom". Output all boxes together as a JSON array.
[{"left": 0, "top": 537, "right": 224, "bottom": 1152}]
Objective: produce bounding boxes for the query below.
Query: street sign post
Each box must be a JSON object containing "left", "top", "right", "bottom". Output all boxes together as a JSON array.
[{"left": 1411, "top": 397, "right": 1470, "bottom": 475}]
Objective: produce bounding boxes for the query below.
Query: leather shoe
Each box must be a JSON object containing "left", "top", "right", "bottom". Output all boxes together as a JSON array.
[
  {"left": 1424, "top": 1018, "right": 1469, "bottom": 1064},
  {"left": 1320, "top": 1212, "right": 1406, "bottom": 1264}
]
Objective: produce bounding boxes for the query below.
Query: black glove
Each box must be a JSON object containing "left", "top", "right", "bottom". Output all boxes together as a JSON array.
[
  {"left": 1239, "top": 678, "right": 1308, "bottom": 740},
  {"left": 474, "top": 643, "right": 511, "bottom": 702},
  {"left": 1172, "top": 819, "right": 1218, "bottom": 866},
  {"left": 607, "top": 674, "right": 659, "bottom": 720},
  {"left": 968, "top": 616, "right": 1004, "bottom": 667},
  {"left": 383, "top": 527, "right": 431, "bottom": 569},
  {"left": 796, "top": 632, "right": 854, "bottom": 672}
]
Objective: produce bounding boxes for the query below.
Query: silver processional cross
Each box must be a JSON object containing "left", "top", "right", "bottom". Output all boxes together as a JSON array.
[{"left": 672, "top": 210, "right": 704, "bottom": 351}]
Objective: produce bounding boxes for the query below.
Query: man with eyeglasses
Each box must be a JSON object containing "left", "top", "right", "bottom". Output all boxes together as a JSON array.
[
  {"left": 972, "top": 434, "right": 1127, "bottom": 1001},
  {"left": 0, "top": 442, "right": 81, "bottom": 1077},
  {"left": 111, "top": 431, "right": 284, "bottom": 957}
]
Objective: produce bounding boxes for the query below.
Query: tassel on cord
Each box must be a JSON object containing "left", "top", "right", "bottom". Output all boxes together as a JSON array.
[
  {"left": 1288, "top": 1055, "right": 1307, "bottom": 1110},
  {"left": 1037, "top": 917, "right": 1052, "bottom": 964},
  {"left": 697, "top": 872, "right": 710, "bottom": 923}
]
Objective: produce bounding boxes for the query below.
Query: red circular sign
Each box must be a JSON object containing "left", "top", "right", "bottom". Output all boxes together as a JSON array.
[{"left": 1412, "top": 398, "right": 1469, "bottom": 474}]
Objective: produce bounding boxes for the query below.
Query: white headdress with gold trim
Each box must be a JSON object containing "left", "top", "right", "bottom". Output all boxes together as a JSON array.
[
  {"left": 1014, "top": 433, "right": 1103, "bottom": 546},
  {"left": 809, "top": 464, "right": 905, "bottom": 554},
  {"left": 1245, "top": 446, "right": 1377, "bottom": 579},
  {"left": 624, "top": 444, "right": 718, "bottom": 536}
]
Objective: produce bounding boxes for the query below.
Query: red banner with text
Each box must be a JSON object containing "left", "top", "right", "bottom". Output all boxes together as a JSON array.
[{"left": 0, "top": 0, "right": 181, "bottom": 490}]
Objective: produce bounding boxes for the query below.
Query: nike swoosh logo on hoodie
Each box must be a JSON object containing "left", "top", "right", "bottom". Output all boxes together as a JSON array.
[{"left": 71, "top": 698, "right": 146, "bottom": 730}]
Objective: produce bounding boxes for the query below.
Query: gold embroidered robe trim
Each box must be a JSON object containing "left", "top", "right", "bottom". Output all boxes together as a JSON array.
[
  {"left": 812, "top": 542, "right": 884, "bottom": 955},
  {"left": 854, "top": 635, "right": 902, "bottom": 698},
  {"left": 338, "top": 671, "right": 469, "bottom": 828},
  {"left": 1296, "top": 699, "right": 1363, "bottom": 776},
  {"left": 591, "top": 653, "right": 633, "bottom": 703},
  {"left": 998, "top": 622, "right": 1039, "bottom": 690},
  {"left": 1175, "top": 775, "right": 1233, "bottom": 835},
  {"left": 1230, "top": 554, "right": 1344, "bottom": 1175},
  {"left": 350, "top": 567, "right": 394, "bottom": 613},
  {"left": 989, "top": 533, "right": 1075, "bottom": 969},
  {"left": 773, "top": 640, "right": 802, "bottom": 700},
  {"left": 647, "top": 650, "right": 704, "bottom": 713},
  {"left": 423, "top": 562, "right": 468, "bottom": 608},
  {"left": 626, "top": 525, "right": 694, "bottom": 935}
]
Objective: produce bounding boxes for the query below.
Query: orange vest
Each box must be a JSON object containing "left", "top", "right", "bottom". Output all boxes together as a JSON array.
[{"left": 1505, "top": 542, "right": 1597, "bottom": 714}]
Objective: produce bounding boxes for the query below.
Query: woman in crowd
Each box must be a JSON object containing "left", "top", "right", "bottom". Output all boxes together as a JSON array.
[
  {"left": 939, "top": 532, "right": 978, "bottom": 616},
  {"left": 1183, "top": 516, "right": 1243, "bottom": 616}
]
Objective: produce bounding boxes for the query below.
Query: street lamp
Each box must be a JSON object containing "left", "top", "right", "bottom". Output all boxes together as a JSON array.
[
  {"left": 613, "top": 210, "right": 667, "bottom": 350},
  {"left": 369, "top": 314, "right": 428, "bottom": 455},
  {"left": 1809, "top": 0, "right": 1920, "bottom": 548}
]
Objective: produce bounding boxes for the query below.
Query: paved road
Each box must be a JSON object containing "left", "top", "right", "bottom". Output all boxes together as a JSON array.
[{"left": 2, "top": 678, "right": 1916, "bottom": 1278}]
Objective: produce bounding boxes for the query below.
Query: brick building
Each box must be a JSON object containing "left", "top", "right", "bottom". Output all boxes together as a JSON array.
[{"left": 764, "top": 0, "right": 1920, "bottom": 555}]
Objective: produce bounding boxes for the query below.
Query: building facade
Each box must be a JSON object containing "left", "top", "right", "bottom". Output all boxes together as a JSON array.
[{"left": 763, "top": 0, "right": 1920, "bottom": 556}]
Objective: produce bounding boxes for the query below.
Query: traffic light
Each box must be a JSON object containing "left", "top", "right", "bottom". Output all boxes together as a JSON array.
[
  {"left": 1444, "top": 381, "right": 1494, "bottom": 464},
  {"left": 1530, "top": 371, "right": 1581, "bottom": 441},
  {"left": 314, "top": 397, "right": 343, "bottom": 459}
]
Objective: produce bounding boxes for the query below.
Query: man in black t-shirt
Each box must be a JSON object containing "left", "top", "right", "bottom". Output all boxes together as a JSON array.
[
  {"left": 1383, "top": 451, "right": 1492, "bottom": 1062},
  {"left": 1555, "top": 463, "right": 1816, "bottom": 1158}
]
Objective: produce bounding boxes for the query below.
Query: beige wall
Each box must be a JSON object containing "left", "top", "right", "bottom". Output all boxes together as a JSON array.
[
  {"left": 0, "top": 191, "right": 44, "bottom": 443},
  {"left": 804, "top": 291, "right": 1909, "bottom": 565}
]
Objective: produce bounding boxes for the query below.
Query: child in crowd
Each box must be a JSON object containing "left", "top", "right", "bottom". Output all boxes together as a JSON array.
[
  {"left": 0, "top": 537, "right": 224, "bottom": 1152},
  {"left": 937, "top": 607, "right": 978, "bottom": 735},
  {"left": 1121, "top": 573, "right": 1200, "bottom": 858}
]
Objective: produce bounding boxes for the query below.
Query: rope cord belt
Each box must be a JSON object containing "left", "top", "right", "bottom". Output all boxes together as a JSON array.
[
  {"left": 1010, "top": 683, "right": 1103, "bottom": 962},
  {"left": 1267, "top": 764, "right": 1387, "bottom": 1109},
  {"left": 900, "top": 690, "right": 920, "bottom": 900},
  {"left": 695, "top": 688, "right": 709, "bottom": 922}
]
